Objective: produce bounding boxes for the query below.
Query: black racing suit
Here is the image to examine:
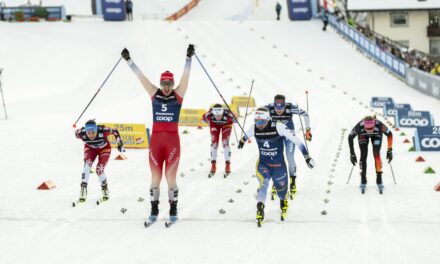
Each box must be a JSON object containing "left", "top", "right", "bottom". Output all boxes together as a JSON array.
[{"left": 348, "top": 120, "right": 393, "bottom": 184}]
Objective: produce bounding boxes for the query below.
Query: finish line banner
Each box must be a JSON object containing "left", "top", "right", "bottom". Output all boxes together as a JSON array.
[{"left": 100, "top": 123, "right": 150, "bottom": 148}]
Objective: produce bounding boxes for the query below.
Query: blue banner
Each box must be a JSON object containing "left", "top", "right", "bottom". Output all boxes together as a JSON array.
[
  {"left": 414, "top": 126, "right": 440, "bottom": 152},
  {"left": 287, "top": 0, "right": 312, "bottom": 21},
  {"left": 395, "top": 110, "right": 434, "bottom": 128},
  {"left": 329, "top": 16, "right": 407, "bottom": 79},
  {"left": 102, "top": 0, "right": 126, "bottom": 21},
  {"left": 384, "top": 103, "right": 412, "bottom": 117},
  {"left": 370, "top": 97, "right": 394, "bottom": 109}
]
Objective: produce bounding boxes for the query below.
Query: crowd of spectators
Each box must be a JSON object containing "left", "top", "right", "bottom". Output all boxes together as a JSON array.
[{"left": 355, "top": 22, "right": 440, "bottom": 76}]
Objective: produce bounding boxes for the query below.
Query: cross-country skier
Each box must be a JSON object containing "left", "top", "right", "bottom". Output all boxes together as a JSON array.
[
  {"left": 348, "top": 116, "right": 393, "bottom": 194},
  {"left": 265, "top": 94, "right": 312, "bottom": 199},
  {"left": 202, "top": 104, "right": 235, "bottom": 178},
  {"left": 238, "top": 107, "right": 315, "bottom": 227},
  {"left": 75, "top": 120, "right": 124, "bottom": 202},
  {"left": 121, "top": 44, "right": 195, "bottom": 226}
]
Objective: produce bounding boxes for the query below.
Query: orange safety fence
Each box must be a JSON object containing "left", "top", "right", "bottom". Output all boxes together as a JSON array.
[{"left": 166, "top": 0, "right": 200, "bottom": 21}]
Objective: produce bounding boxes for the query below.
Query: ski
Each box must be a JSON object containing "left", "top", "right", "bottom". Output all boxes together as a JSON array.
[
  {"left": 208, "top": 172, "right": 215, "bottom": 178},
  {"left": 165, "top": 220, "right": 177, "bottom": 228},
  {"left": 96, "top": 197, "right": 109, "bottom": 205},
  {"left": 72, "top": 198, "right": 86, "bottom": 207},
  {"left": 144, "top": 220, "right": 157, "bottom": 228},
  {"left": 257, "top": 219, "right": 263, "bottom": 227},
  {"left": 223, "top": 172, "right": 230, "bottom": 178}
]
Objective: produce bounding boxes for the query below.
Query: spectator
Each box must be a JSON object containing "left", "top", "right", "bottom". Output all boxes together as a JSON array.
[
  {"left": 321, "top": 10, "right": 329, "bottom": 31},
  {"left": 275, "top": 2, "right": 281, "bottom": 21},
  {"left": 125, "top": 0, "right": 133, "bottom": 21}
]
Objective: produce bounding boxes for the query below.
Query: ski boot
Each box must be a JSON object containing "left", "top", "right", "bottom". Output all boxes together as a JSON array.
[
  {"left": 289, "top": 176, "right": 297, "bottom": 200},
  {"left": 101, "top": 182, "right": 109, "bottom": 201},
  {"left": 169, "top": 200, "right": 178, "bottom": 222},
  {"left": 208, "top": 161, "right": 216, "bottom": 178},
  {"left": 377, "top": 184, "right": 384, "bottom": 194},
  {"left": 280, "top": 199, "right": 288, "bottom": 221},
  {"left": 256, "top": 202, "right": 265, "bottom": 227},
  {"left": 360, "top": 175, "right": 367, "bottom": 194},
  {"left": 377, "top": 173, "right": 384, "bottom": 194},
  {"left": 224, "top": 161, "right": 231, "bottom": 178},
  {"left": 271, "top": 186, "right": 276, "bottom": 200},
  {"left": 79, "top": 182, "right": 87, "bottom": 202},
  {"left": 359, "top": 184, "right": 367, "bottom": 194},
  {"left": 144, "top": 201, "right": 159, "bottom": 227}
]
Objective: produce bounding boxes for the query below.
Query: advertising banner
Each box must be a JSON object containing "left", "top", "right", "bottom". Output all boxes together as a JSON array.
[
  {"left": 395, "top": 110, "right": 434, "bottom": 128},
  {"left": 102, "top": 0, "right": 126, "bottom": 21},
  {"left": 287, "top": 0, "right": 312, "bottom": 21},
  {"left": 414, "top": 126, "right": 440, "bottom": 152},
  {"left": 100, "top": 123, "right": 150, "bottom": 148}
]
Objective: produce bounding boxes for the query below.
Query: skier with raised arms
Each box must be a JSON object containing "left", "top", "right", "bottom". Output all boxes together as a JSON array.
[
  {"left": 265, "top": 94, "right": 312, "bottom": 199},
  {"left": 121, "top": 44, "right": 195, "bottom": 226},
  {"left": 238, "top": 107, "right": 315, "bottom": 227},
  {"left": 348, "top": 116, "right": 393, "bottom": 194}
]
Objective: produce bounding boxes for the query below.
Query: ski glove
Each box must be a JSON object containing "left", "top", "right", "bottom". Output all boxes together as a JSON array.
[
  {"left": 305, "top": 156, "right": 315, "bottom": 169},
  {"left": 305, "top": 128, "right": 312, "bottom": 141},
  {"left": 238, "top": 138, "right": 245, "bottom": 149},
  {"left": 350, "top": 154, "right": 357, "bottom": 166},
  {"left": 386, "top": 148, "right": 393, "bottom": 163},
  {"left": 117, "top": 142, "right": 125, "bottom": 153},
  {"left": 187, "top": 44, "right": 195, "bottom": 58},
  {"left": 121, "top": 48, "right": 131, "bottom": 61}
]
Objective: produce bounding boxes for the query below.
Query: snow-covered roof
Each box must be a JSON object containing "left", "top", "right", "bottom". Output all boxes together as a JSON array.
[{"left": 347, "top": 0, "right": 440, "bottom": 11}]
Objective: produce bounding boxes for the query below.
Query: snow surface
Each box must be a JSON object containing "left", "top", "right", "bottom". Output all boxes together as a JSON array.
[{"left": 0, "top": 1, "right": 439, "bottom": 263}]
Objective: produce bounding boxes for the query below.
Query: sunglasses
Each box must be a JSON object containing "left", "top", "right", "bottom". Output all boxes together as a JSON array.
[
  {"left": 255, "top": 119, "right": 268, "bottom": 126},
  {"left": 274, "top": 102, "right": 285, "bottom": 110},
  {"left": 85, "top": 125, "right": 97, "bottom": 133},
  {"left": 160, "top": 80, "right": 174, "bottom": 86}
]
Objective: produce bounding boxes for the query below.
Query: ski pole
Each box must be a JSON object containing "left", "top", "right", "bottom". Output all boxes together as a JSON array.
[
  {"left": 346, "top": 165, "right": 354, "bottom": 184},
  {"left": 295, "top": 103, "right": 309, "bottom": 152},
  {"left": 194, "top": 54, "right": 247, "bottom": 136},
  {"left": 72, "top": 57, "right": 123, "bottom": 128},
  {"left": 240, "top": 79, "right": 255, "bottom": 139},
  {"left": 0, "top": 68, "right": 7, "bottom": 120},
  {"left": 305, "top": 90, "right": 309, "bottom": 113},
  {"left": 232, "top": 122, "right": 239, "bottom": 144},
  {"left": 390, "top": 163, "right": 397, "bottom": 184}
]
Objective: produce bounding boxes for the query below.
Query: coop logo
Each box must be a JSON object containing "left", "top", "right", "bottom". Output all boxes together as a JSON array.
[
  {"left": 261, "top": 150, "right": 277, "bottom": 156},
  {"left": 399, "top": 118, "right": 429, "bottom": 127},
  {"left": 156, "top": 116, "right": 173, "bottom": 122},
  {"left": 421, "top": 138, "right": 440, "bottom": 148},
  {"left": 387, "top": 109, "right": 397, "bottom": 116}
]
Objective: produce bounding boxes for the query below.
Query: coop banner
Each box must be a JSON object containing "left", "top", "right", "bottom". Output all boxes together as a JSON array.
[
  {"left": 384, "top": 103, "right": 412, "bottom": 117},
  {"left": 414, "top": 126, "right": 440, "bottom": 152},
  {"left": 102, "top": 0, "right": 126, "bottom": 21},
  {"left": 370, "top": 97, "right": 394, "bottom": 109},
  {"left": 395, "top": 110, "right": 434, "bottom": 128},
  {"left": 100, "top": 123, "right": 150, "bottom": 148},
  {"left": 287, "top": 0, "right": 312, "bottom": 21}
]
